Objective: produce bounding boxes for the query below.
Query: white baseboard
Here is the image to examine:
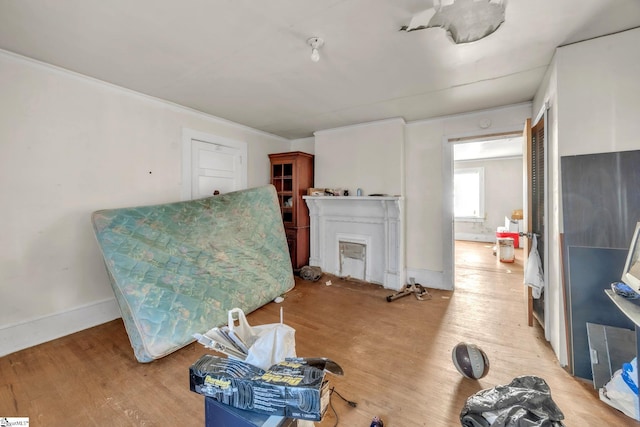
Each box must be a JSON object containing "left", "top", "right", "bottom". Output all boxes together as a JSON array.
[
  {"left": 0, "top": 297, "right": 121, "bottom": 357},
  {"left": 405, "top": 268, "right": 450, "bottom": 290}
]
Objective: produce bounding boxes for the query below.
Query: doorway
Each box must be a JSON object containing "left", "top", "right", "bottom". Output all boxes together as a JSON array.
[
  {"left": 451, "top": 134, "right": 525, "bottom": 286},
  {"left": 181, "top": 128, "right": 247, "bottom": 200}
]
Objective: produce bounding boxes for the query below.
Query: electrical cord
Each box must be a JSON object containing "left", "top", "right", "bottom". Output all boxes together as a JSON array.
[{"left": 328, "top": 386, "right": 357, "bottom": 427}]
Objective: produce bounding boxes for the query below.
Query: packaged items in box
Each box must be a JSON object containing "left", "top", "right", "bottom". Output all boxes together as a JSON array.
[{"left": 190, "top": 354, "right": 343, "bottom": 421}]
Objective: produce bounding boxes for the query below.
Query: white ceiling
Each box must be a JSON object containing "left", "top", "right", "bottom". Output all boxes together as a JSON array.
[
  {"left": 454, "top": 136, "right": 522, "bottom": 161},
  {"left": 1, "top": 0, "right": 639, "bottom": 139}
]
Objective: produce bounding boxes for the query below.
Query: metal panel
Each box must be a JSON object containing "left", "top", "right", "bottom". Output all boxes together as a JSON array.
[
  {"left": 567, "top": 246, "right": 633, "bottom": 379},
  {"left": 587, "top": 323, "right": 636, "bottom": 389}
]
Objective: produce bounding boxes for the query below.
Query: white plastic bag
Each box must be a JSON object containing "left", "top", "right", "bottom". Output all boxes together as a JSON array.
[
  {"left": 600, "top": 358, "right": 639, "bottom": 420},
  {"left": 524, "top": 234, "right": 544, "bottom": 299},
  {"left": 228, "top": 307, "right": 296, "bottom": 370}
]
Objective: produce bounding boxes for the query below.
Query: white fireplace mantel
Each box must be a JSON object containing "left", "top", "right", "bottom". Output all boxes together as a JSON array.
[{"left": 303, "top": 196, "right": 405, "bottom": 290}]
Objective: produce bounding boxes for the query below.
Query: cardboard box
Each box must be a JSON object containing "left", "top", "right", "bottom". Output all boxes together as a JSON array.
[
  {"left": 504, "top": 216, "right": 523, "bottom": 233},
  {"left": 190, "top": 355, "right": 337, "bottom": 421},
  {"left": 306, "top": 188, "right": 325, "bottom": 196}
]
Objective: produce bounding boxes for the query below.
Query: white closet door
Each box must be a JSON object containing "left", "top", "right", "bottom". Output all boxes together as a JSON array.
[
  {"left": 181, "top": 128, "right": 247, "bottom": 200},
  {"left": 191, "top": 140, "right": 243, "bottom": 198}
]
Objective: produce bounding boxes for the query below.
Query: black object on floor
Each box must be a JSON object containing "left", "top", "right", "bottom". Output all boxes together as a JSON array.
[{"left": 460, "top": 376, "right": 565, "bottom": 427}]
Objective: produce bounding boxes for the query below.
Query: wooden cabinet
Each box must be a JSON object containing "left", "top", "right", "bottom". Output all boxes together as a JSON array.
[{"left": 268, "top": 151, "right": 314, "bottom": 269}]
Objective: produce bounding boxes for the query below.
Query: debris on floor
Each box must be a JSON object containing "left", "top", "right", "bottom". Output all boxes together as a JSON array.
[
  {"left": 460, "top": 376, "right": 565, "bottom": 427},
  {"left": 386, "top": 278, "right": 431, "bottom": 302},
  {"left": 299, "top": 265, "right": 323, "bottom": 281}
]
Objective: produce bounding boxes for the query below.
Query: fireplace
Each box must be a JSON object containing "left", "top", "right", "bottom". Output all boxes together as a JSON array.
[
  {"left": 302, "top": 196, "right": 404, "bottom": 290},
  {"left": 338, "top": 235, "right": 369, "bottom": 281}
]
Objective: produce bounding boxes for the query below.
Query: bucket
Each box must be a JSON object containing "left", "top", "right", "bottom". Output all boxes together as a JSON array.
[{"left": 497, "top": 237, "right": 515, "bottom": 263}]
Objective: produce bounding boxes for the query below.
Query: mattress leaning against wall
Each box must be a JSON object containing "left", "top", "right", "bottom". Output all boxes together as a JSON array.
[{"left": 91, "top": 185, "right": 294, "bottom": 363}]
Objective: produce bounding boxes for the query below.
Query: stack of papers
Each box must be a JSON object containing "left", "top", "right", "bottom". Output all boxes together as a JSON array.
[{"left": 194, "top": 326, "right": 254, "bottom": 360}]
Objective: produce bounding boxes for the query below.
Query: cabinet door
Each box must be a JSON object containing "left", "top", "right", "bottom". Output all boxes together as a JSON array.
[{"left": 272, "top": 162, "right": 294, "bottom": 225}]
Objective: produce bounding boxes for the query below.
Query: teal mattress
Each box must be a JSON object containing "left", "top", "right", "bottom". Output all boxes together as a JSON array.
[{"left": 91, "top": 185, "right": 294, "bottom": 362}]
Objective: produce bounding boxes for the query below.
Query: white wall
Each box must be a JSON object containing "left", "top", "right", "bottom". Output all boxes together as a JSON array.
[
  {"left": 533, "top": 27, "right": 640, "bottom": 367},
  {"left": 290, "top": 137, "right": 315, "bottom": 155},
  {"left": 0, "top": 51, "right": 290, "bottom": 356},
  {"left": 557, "top": 29, "right": 640, "bottom": 157},
  {"left": 313, "top": 118, "right": 405, "bottom": 196},
  {"left": 454, "top": 157, "right": 523, "bottom": 242}
]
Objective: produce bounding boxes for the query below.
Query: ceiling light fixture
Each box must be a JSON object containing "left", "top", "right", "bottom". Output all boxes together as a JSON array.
[{"left": 307, "top": 37, "right": 324, "bottom": 62}]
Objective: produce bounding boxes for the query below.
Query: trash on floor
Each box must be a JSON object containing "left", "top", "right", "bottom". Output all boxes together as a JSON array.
[
  {"left": 460, "top": 376, "right": 565, "bottom": 426},
  {"left": 600, "top": 357, "right": 639, "bottom": 421},
  {"left": 300, "top": 265, "right": 323, "bottom": 281},
  {"left": 387, "top": 277, "right": 431, "bottom": 302}
]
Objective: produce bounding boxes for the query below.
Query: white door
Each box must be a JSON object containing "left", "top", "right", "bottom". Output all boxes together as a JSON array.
[
  {"left": 181, "top": 129, "right": 247, "bottom": 200},
  {"left": 191, "top": 140, "right": 242, "bottom": 198}
]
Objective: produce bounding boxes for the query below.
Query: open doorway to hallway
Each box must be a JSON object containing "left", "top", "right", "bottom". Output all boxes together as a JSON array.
[{"left": 452, "top": 135, "right": 524, "bottom": 287}]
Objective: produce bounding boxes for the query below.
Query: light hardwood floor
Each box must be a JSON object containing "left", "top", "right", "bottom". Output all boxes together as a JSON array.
[{"left": 1, "top": 241, "right": 637, "bottom": 426}]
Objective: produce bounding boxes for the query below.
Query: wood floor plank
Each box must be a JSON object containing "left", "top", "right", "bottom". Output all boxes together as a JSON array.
[{"left": 0, "top": 241, "right": 636, "bottom": 426}]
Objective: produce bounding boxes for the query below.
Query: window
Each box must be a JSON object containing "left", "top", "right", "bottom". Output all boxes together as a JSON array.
[{"left": 454, "top": 167, "right": 485, "bottom": 220}]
